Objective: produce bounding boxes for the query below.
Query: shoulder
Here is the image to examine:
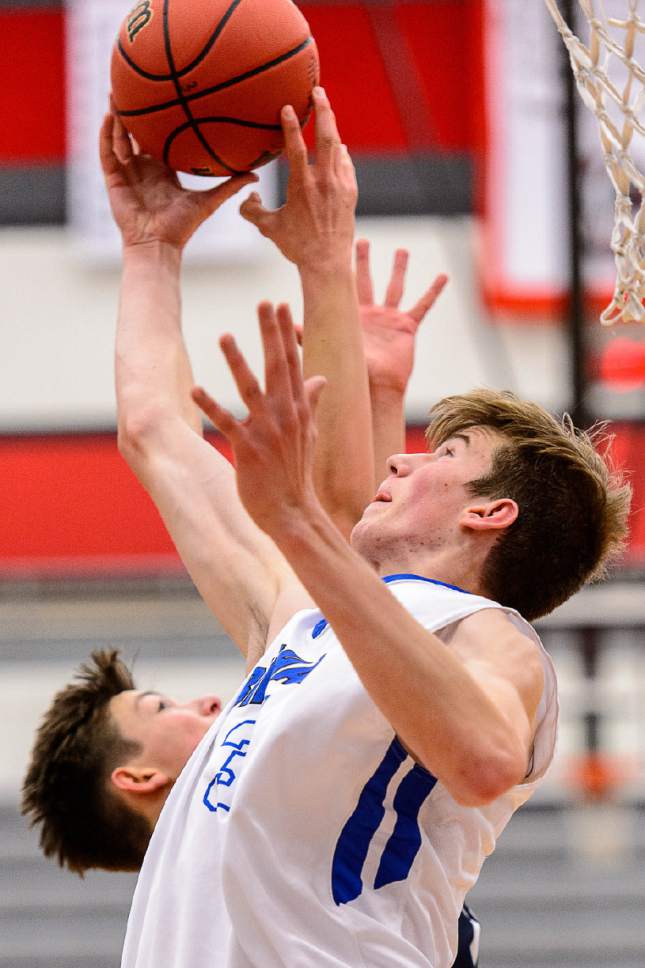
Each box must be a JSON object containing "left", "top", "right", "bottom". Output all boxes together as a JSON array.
[{"left": 445, "top": 608, "right": 545, "bottom": 719}]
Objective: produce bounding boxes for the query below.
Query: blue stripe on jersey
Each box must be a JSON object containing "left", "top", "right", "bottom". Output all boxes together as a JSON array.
[
  {"left": 374, "top": 762, "right": 437, "bottom": 889},
  {"left": 382, "top": 573, "right": 470, "bottom": 594},
  {"left": 311, "top": 618, "right": 328, "bottom": 639},
  {"left": 331, "top": 739, "right": 407, "bottom": 905},
  {"left": 312, "top": 574, "right": 470, "bottom": 639}
]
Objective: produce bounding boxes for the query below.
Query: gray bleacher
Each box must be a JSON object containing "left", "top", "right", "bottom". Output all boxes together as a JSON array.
[
  {"left": 3, "top": 801, "right": 644, "bottom": 968},
  {"left": 1, "top": 579, "right": 644, "bottom": 967}
]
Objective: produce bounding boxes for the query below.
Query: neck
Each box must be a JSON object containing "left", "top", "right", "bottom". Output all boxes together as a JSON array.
[
  {"left": 371, "top": 545, "right": 489, "bottom": 598},
  {"left": 122, "top": 783, "right": 172, "bottom": 831}
]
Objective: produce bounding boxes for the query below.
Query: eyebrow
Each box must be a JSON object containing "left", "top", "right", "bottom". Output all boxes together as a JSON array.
[{"left": 449, "top": 433, "right": 471, "bottom": 447}]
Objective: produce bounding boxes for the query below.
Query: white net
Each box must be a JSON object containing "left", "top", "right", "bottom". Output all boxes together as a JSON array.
[{"left": 544, "top": 0, "right": 645, "bottom": 324}]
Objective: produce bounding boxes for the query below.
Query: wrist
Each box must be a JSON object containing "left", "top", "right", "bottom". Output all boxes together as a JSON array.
[
  {"left": 268, "top": 498, "right": 329, "bottom": 554},
  {"left": 368, "top": 378, "right": 407, "bottom": 400},
  {"left": 298, "top": 260, "right": 355, "bottom": 300},
  {"left": 122, "top": 239, "right": 183, "bottom": 268},
  {"left": 297, "top": 249, "right": 354, "bottom": 279}
]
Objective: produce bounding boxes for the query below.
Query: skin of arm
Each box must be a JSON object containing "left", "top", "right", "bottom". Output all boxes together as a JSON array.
[
  {"left": 101, "top": 112, "right": 299, "bottom": 662},
  {"left": 103, "top": 92, "right": 375, "bottom": 662},
  {"left": 240, "top": 88, "right": 373, "bottom": 539},
  {"left": 193, "top": 304, "right": 545, "bottom": 807}
]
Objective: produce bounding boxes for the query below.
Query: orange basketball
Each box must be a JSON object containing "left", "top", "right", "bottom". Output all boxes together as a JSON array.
[{"left": 111, "top": 0, "right": 319, "bottom": 176}]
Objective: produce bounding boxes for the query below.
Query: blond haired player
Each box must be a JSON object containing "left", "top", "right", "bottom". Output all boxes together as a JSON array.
[{"left": 120, "top": 96, "right": 629, "bottom": 966}]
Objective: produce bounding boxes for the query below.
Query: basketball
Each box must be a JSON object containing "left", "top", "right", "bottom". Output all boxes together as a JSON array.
[{"left": 110, "top": 0, "right": 319, "bottom": 176}]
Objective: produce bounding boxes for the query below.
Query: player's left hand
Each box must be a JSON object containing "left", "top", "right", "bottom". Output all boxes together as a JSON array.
[
  {"left": 192, "top": 303, "right": 326, "bottom": 537},
  {"left": 239, "top": 87, "right": 357, "bottom": 271},
  {"left": 100, "top": 110, "right": 257, "bottom": 250},
  {"left": 356, "top": 239, "right": 448, "bottom": 394}
]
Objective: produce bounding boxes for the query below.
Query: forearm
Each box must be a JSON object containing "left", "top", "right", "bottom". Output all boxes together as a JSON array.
[
  {"left": 276, "top": 507, "right": 525, "bottom": 804},
  {"left": 370, "top": 385, "right": 406, "bottom": 484},
  {"left": 116, "top": 241, "right": 203, "bottom": 446},
  {"left": 301, "top": 263, "right": 375, "bottom": 537}
]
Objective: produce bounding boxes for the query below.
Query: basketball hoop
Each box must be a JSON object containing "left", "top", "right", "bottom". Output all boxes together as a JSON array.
[{"left": 544, "top": 0, "right": 645, "bottom": 324}]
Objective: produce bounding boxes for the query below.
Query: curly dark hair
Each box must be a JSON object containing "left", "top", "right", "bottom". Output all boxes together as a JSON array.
[
  {"left": 427, "top": 389, "right": 632, "bottom": 620},
  {"left": 22, "top": 649, "right": 152, "bottom": 874}
]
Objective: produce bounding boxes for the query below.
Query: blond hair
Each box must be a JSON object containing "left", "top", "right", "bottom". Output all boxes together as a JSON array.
[{"left": 426, "top": 389, "right": 632, "bottom": 619}]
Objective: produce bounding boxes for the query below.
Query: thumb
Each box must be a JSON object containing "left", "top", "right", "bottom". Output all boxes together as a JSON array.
[
  {"left": 240, "top": 191, "right": 278, "bottom": 233},
  {"left": 304, "top": 375, "right": 327, "bottom": 421},
  {"left": 200, "top": 172, "right": 258, "bottom": 217}
]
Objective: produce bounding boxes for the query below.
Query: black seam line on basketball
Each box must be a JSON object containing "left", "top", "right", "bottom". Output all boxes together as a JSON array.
[
  {"left": 161, "top": 116, "right": 282, "bottom": 170},
  {"left": 245, "top": 148, "right": 280, "bottom": 169},
  {"left": 162, "top": 0, "right": 236, "bottom": 174},
  {"left": 162, "top": 125, "right": 243, "bottom": 173},
  {"left": 118, "top": 36, "right": 313, "bottom": 118},
  {"left": 162, "top": 118, "right": 272, "bottom": 173},
  {"left": 116, "top": 0, "right": 244, "bottom": 83},
  {"left": 177, "top": 116, "right": 283, "bottom": 130}
]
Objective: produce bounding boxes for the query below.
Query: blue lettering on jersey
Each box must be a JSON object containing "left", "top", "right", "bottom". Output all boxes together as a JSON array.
[
  {"left": 202, "top": 644, "right": 325, "bottom": 814},
  {"left": 331, "top": 738, "right": 437, "bottom": 905},
  {"left": 203, "top": 719, "right": 256, "bottom": 813},
  {"left": 233, "top": 644, "right": 326, "bottom": 707}
]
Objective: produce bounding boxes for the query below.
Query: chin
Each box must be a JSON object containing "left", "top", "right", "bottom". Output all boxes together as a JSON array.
[
  {"left": 350, "top": 517, "right": 381, "bottom": 564},
  {"left": 350, "top": 516, "right": 367, "bottom": 548}
]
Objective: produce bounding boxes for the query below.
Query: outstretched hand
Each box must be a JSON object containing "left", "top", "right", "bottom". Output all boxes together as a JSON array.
[
  {"left": 356, "top": 239, "right": 448, "bottom": 393},
  {"left": 239, "top": 87, "right": 357, "bottom": 269},
  {"left": 192, "top": 304, "right": 326, "bottom": 538},
  {"left": 99, "top": 111, "right": 257, "bottom": 250}
]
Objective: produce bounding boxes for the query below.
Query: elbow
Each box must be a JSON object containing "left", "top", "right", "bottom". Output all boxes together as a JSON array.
[
  {"left": 117, "top": 405, "right": 167, "bottom": 464},
  {"left": 117, "top": 414, "right": 146, "bottom": 464},
  {"left": 448, "top": 748, "right": 527, "bottom": 808}
]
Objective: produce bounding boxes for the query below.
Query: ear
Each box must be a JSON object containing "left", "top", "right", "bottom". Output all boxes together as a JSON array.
[
  {"left": 110, "top": 765, "right": 171, "bottom": 795},
  {"left": 461, "top": 497, "right": 518, "bottom": 533}
]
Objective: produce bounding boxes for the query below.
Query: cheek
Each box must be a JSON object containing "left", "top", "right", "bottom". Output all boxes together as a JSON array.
[
  {"left": 413, "top": 472, "right": 465, "bottom": 515},
  {"left": 410, "top": 473, "right": 448, "bottom": 504},
  {"left": 179, "top": 719, "right": 209, "bottom": 753},
  {"left": 162, "top": 719, "right": 208, "bottom": 766}
]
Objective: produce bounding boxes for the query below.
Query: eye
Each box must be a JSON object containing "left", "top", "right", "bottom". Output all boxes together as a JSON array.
[
  {"left": 442, "top": 445, "right": 455, "bottom": 457},
  {"left": 157, "top": 699, "right": 169, "bottom": 712}
]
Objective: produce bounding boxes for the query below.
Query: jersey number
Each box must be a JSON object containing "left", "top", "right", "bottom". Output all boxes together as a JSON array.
[{"left": 331, "top": 739, "right": 437, "bottom": 905}]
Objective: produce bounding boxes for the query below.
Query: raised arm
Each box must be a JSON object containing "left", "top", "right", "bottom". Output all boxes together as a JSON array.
[
  {"left": 241, "top": 88, "right": 373, "bottom": 539},
  {"left": 193, "top": 306, "right": 544, "bottom": 807},
  {"left": 356, "top": 239, "right": 447, "bottom": 480},
  {"left": 101, "top": 112, "right": 304, "bottom": 663}
]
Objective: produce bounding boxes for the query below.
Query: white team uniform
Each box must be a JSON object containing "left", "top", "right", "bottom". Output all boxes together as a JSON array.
[{"left": 122, "top": 575, "right": 558, "bottom": 968}]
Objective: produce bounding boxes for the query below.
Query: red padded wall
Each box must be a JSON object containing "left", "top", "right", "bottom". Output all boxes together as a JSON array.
[
  {"left": 1, "top": 425, "right": 643, "bottom": 575},
  {"left": 0, "top": 2, "right": 483, "bottom": 163},
  {"left": 0, "top": 9, "right": 66, "bottom": 162}
]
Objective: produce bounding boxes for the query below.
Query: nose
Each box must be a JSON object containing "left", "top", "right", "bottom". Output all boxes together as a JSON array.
[
  {"left": 387, "top": 453, "right": 411, "bottom": 477},
  {"left": 387, "top": 452, "right": 429, "bottom": 477},
  {"left": 196, "top": 695, "right": 222, "bottom": 716}
]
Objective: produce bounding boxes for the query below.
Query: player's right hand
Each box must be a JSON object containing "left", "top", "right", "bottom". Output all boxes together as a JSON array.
[
  {"left": 239, "top": 87, "right": 357, "bottom": 271},
  {"left": 99, "top": 109, "right": 257, "bottom": 251}
]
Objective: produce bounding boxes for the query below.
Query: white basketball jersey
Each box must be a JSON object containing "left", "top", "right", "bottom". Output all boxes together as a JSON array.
[{"left": 122, "top": 575, "right": 558, "bottom": 968}]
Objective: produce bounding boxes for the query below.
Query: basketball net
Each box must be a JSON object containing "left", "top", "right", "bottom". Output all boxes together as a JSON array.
[{"left": 544, "top": 0, "right": 645, "bottom": 324}]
